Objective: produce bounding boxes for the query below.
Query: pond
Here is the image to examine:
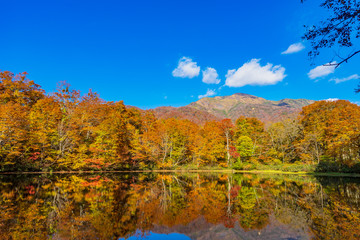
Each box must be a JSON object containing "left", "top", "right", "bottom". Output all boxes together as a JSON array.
[{"left": 0, "top": 172, "right": 359, "bottom": 239}]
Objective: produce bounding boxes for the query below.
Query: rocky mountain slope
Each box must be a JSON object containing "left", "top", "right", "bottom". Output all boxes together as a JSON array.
[
  {"left": 146, "top": 93, "right": 314, "bottom": 124},
  {"left": 152, "top": 215, "right": 311, "bottom": 240},
  {"left": 152, "top": 106, "right": 221, "bottom": 125},
  {"left": 187, "top": 93, "right": 314, "bottom": 123}
]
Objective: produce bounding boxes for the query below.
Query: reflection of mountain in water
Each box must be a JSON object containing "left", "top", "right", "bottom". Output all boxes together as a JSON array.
[
  {"left": 153, "top": 215, "right": 311, "bottom": 240},
  {"left": 0, "top": 173, "right": 359, "bottom": 239}
]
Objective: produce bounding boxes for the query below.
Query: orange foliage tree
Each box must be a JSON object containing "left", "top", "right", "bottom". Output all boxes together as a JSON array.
[{"left": 300, "top": 100, "right": 360, "bottom": 165}]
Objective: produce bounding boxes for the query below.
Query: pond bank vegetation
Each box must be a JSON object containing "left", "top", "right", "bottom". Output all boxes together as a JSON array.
[{"left": 1, "top": 70, "right": 360, "bottom": 174}]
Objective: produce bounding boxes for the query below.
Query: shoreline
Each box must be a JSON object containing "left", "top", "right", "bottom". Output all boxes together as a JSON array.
[{"left": 1, "top": 169, "right": 360, "bottom": 177}]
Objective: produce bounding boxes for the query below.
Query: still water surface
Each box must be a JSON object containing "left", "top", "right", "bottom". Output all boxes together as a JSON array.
[{"left": 0, "top": 173, "right": 359, "bottom": 240}]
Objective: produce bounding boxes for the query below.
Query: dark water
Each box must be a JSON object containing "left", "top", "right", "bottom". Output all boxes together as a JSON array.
[{"left": 0, "top": 173, "right": 359, "bottom": 240}]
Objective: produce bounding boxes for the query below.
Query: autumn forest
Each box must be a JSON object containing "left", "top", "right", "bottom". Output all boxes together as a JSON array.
[{"left": 1, "top": 70, "right": 360, "bottom": 173}]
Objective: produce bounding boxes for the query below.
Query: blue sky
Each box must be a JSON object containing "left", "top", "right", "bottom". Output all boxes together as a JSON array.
[
  {"left": 119, "top": 231, "right": 190, "bottom": 240},
  {"left": 1, "top": 0, "right": 359, "bottom": 108}
]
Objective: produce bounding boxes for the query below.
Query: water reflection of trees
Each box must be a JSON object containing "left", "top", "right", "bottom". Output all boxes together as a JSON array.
[{"left": 0, "top": 173, "right": 359, "bottom": 239}]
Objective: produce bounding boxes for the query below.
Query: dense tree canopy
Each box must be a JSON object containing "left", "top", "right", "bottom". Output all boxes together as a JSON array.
[{"left": 1, "top": 70, "right": 360, "bottom": 172}]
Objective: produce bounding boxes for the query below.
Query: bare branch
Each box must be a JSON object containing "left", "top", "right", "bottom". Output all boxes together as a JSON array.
[
  {"left": 323, "top": 50, "right": 360, "bottom": 68},
  {"left": 302, "top": 1, "right": 360, "bottom": 65}
]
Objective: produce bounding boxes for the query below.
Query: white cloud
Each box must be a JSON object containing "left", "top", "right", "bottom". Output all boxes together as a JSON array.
[
  {"left": 198, "top": 89, "right": 216, "bottom": 99},
  {"left": 330, "top": 74, "right": 360, "bottom": 84},
  {"left": 281, "top": 42, "right": 305, "bottom": 54},
  {"left": 308, "top": 63, "right": 336, "bottom": 80},
  {"left": 225, "top": 59, "right": 286, "bottom": 87},
  {"left": 325, "top": 98, "right": 339, "bottom": 102},
  {"left": 202, "top": 67, "right": 221, "bottom": 84},
  {"left": 172, "top": 57, "right": 200, "bottom": 78}
]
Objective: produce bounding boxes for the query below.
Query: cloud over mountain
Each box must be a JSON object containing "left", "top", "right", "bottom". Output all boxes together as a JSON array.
[
  {"left": 308, "top": 63, "right": 336, "bottom": 79},
  {"left": 202, "top": 67, "right": 220, "bottom": 84},
  {"left": 198, "top": 89, "right": 216, "bottom": 99},
  {"left": 330, "top": 74, "right": 360, "bottom": 84},
  {"left": 172, "top": 57, "right": 200, "bottom": 78},
  {"left": 225, "top": 59, "right": 286, "bottom": 87}
]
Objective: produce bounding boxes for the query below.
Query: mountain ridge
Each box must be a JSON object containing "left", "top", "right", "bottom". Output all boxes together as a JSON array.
[
  {"left": 129, "top": 93, "right": 315, "bottom": 125},
  {"left": 187, "top": 93, "right": 314, "bottom": 123}
]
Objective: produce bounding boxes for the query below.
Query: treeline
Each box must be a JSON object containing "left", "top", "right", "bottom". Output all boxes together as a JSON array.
[{"left": 1, "top": 70, "right": 360, "bottom": 172}]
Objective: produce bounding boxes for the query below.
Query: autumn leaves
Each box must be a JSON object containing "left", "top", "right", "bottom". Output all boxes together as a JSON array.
[{"left": 1, "top": 70, "right": 360, "bottom": 172}]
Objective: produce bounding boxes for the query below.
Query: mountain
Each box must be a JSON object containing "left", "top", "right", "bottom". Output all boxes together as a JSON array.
[
  {"left": 152, "top": 215, "right": 311, "bottom": 240},
  {"left": 144, "top": 93, "right": 314, "bottom": 125},
  {"left": 151, "top": 106, "right": 221, "bottom": 125},
  {"left": 187, "top": 93, "right": 314, "bottom": 123}
]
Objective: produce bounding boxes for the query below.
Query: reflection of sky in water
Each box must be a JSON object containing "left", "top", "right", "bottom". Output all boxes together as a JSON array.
[
  {"left": 119, "top": 231, "right": 191, "bottom": 240},
  {"left": 1, "top": 174, "right": 359, "bottom": 239}
]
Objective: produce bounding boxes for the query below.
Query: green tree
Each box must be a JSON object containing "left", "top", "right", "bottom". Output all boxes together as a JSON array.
[
  {"left": 234, "top": 116, "right": 266, "bottom": 158},
  {"left": 236, "top": 136, "right": 254, "bottom": 162}
]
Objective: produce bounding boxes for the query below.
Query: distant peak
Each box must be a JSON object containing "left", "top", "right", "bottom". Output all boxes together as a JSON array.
[
  {"left": 234, "top": 93, "right": 253, "bottom": 96},
  {"left": 233, "top": 93, "right": 258, "bottom": 98}
]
